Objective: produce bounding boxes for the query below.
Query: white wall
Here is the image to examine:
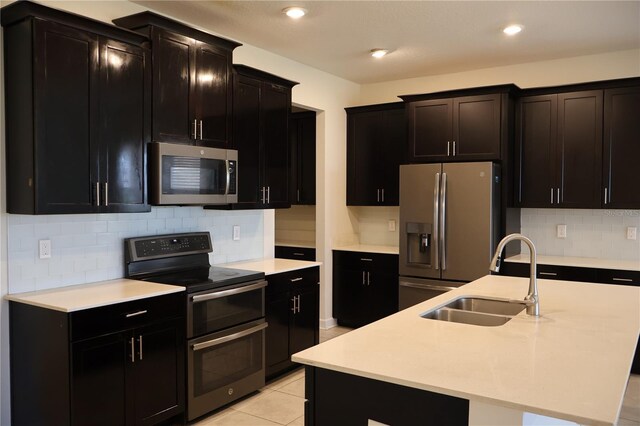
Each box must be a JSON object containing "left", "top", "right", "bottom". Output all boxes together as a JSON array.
[{"left": 275, "top": 205, "right": 316, "bottom": 246}]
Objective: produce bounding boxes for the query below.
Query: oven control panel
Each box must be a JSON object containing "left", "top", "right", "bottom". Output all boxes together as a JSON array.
[{"left": 125, "top": 232, "right": 212, "bottom": 261}]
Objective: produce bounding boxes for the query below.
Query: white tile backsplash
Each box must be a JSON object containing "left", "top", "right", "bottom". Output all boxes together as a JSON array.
[
  {"left": 520, "top": 209, "right": 640, "bottom": 261},
  {"left": 7, "top": 207, "right": 264, "bottom": 294}
]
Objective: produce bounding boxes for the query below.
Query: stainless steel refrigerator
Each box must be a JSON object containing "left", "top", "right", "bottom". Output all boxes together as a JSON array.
[{"left": 399, "top": 162, "right": 500, "bottom": 309}]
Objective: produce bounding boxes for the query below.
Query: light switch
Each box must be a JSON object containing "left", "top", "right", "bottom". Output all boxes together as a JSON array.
[
  {"left": 388, "top": 220, "right": 396, "bottom": 232},
  {"left": 233, "top": 225, "right": 240, "bottom": 241},
  {"left": 39, "top": 239, "right": 51, "bottom": 259},
  {"left": 556, "top": 224, "right": 567, "bottom": 239},
  {"left": 627, "top": 227, "right": 637, "bottom": 240}
]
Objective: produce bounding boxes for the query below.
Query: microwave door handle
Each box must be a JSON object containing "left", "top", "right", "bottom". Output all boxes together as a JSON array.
[
  {"left": 225, "top": 159, "right": 230, "bottom": 195},
  {"left": 191, "top": 281, "right": 267, "bottom": 303},
  {"left": 192, "top": 322, "right": 268, "bottom": 351}
]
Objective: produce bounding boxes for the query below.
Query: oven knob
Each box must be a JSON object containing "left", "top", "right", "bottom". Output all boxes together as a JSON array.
[{"left": 228, "top": 388, "right": 234, "bottom": 395}]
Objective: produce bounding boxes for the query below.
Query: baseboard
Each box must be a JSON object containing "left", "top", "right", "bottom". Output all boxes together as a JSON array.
[{"left": 319, "top": 317, "right": 337, "bottom": 329}]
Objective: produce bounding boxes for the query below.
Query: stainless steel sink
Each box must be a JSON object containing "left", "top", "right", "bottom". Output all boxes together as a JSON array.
[
  {"left": 444, "top": 297, "right": 526, "bottom": 316},
  {"left": 422, "top": 308, "right": 511, "bottom": 326},
  {"left": 421, "top": 296, "right": 526, "bottom": 326}
]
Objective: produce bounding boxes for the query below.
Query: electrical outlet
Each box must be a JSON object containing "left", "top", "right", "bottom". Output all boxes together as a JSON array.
[
  {"left": 233, "top": 225, "right": 240, "bottom": 241},
  {"left": 556, "top": 224, "right": 567, "bottom": 239},
  {"left": 627, "top": 227, "right": 637, "bottom": 240},
  {"left": 388, "top": 220, "right": 396, "bottom": 232},
  {"left": 39, "top": 239, "right": 51, "bottom": 259}
]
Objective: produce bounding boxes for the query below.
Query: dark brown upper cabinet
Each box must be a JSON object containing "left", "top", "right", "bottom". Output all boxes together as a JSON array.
[
  {"left": 290, "top": 111, "right": 317, "bottom": 205},
  {"left": 401, "top": 86, "right": 516, "bottom": 163},
  {"left": 2, "top": 1, "right": 151, "bottom": 214},
  {"left": 515, "top": 91, "right": 603, "bottom": 208},
  {"left": 603, "top": 86, "right": 640, "bottom": 209},
  {"left": 346, "top": 103, "right": 405, "bottom": 206},
  {"left": 113, "top": 12, "right": 240, "bottom": 148},
  {"left": 208, "top": 66, "right": 298, "bottom": 210}
]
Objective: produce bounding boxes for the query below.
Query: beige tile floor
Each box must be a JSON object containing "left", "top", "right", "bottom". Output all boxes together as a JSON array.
[{"left": 192, "top": 325, "right": 640, "bottom": 425}]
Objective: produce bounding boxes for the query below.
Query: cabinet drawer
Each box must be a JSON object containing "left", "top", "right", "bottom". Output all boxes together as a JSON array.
[
  {"left": 70, "top": 292, "right": 184, "bottom": 341},
  {"left": 266, "top": 267, "right": 319, "bottom": 296},
  {"left": 596, "top": 269, "right": 640, "bottom": 286},
  {"left": 333, "top": 250, "right": 398, "bottom": 271},
  {"left": 500, "top": 262, "right": 597, "bottom": 282},
  {"left": 275, "top": 246, "right": 316, "bottom": 261}
]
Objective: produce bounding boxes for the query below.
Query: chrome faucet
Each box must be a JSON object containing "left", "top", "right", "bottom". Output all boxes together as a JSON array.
[{"left": 489, "top": 233, "right": 540, "bottom": 316}]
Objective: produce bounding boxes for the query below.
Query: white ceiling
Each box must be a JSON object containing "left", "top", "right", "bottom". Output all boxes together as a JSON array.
[{"left": 135, "top": 1, "right": 639, "bottom": 84}]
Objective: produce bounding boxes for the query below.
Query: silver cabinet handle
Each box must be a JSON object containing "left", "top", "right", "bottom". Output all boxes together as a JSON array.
[
  {"left": 604, "top": 187, "right": 608, "bottom": 205},
  {"left": 440, "top": 172, "right": 447, "bottom": 271},
  {"left": 125, "top": 310, "right": 147, "bottom": 318},
  {"left": 95, "top": 182, "right": 100, "bottom": 206},
  {"left": 267, "top": 186, "right": 270, "bottom": 204},
  {"left": 199, "top": 119, "right": 203, "bottom": 140},
  {"left": 433, "top": 172, "right": 440, "bottom": 270},
  {"left": 367, "top": 271, "right": 371, "bottom": 286},
  {"left": 297, "top": 189, "right": 300, "bottom": 202},
  {"left": 453, "top": 141, "right": 456, "bottom": 156},
  {"left": 382, "top": 188, "right": 385, "bottom": 202},
  {"left": 192, "top": 322, "right": 268, "bottom": 351},
  {"left": 539, "top": 272, "right": 557, "bottom": 277},
  {"left": 362, "top": 271, "right": 365, "bottom": 285},
  {"left": 557, "top": 187, "right": 560, "bottom": 204},
  {"left": 193, "top": 119, "right": 198, "bottom": 139},
  {"left": 138, "top": 335, "right": 143, "bottom": 361},
  {"left": 291, "top": 296, "right": 296, "bottom": 312},
  {"left": 192, "top": 281, "right": 267, "bottom": 303},
  {"left": 377, "top": 188, "right": 380, "bottom": 202},
  {"left": 261, "top": 187, "right": 266, "bottom": 204},
  {"left": 360, "top": 258, "right": 373, "bottom": 262},
  {"left": 612, "top": 277, "right": 633, "bottom": 282},
  {"left": 447, "top": 141, "right": 451, "bottom": 156},
  {"left": 290, "top": 277, "right": 303, "bottom": 282},
  {"left": 293, "top": 252, "right": 305, "bottom": 256},
  {"left": 130, "top": 337, "right": 135, "bottom": 363},
  {"left": 104, "top": 182, "right": 108, "bottom": 207},
  {"left": 550, "top": 188, "right": 554, "bottom": 205},
  {"left": 297, "top": 295, "right": 301, "bottom": 313}
]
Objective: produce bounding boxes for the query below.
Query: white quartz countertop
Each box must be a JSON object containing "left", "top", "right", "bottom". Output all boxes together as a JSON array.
[
  {"left": 222, "top": 258, "right": 321, "bottom": 275},
  {"left": 506, "top": 254, "right": 640, "bottom": 271},
  {"left": 333, "top": 244, "right": 399, "bottom": 255},
  {"left": 4, "top": 279, "right": 185, "bottom": 312},
  {"left": 275, "top": 241, "right": 316, "bottom": 249},
  {"left": 293, "top": 275, "right": 640, "bottom": 425}
]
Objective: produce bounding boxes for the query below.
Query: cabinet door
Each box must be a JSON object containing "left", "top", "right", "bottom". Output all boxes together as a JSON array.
[
  {"left": 347, "top": 111, "right": 382, "bottom": 205},
  {"left": 99, "top": 38, "right": 149, "bottom": 213},
  {"left": 332, "top": 265, "right": 369, "bottom": 327},
  {"left": 152, "top": 28, "right": 196, "bottom": 144},
  {"left": 290, "top": 285, "right": 319, "bottom": 355},
  {"left": 366, "top": 270, "right": 399, "bottom": 324},
  {"left": 33, "top": 20, "right": 99, "bottom": 214},
  {"left": 557, "top": 91, "right": 603, "bottom": 208},
  {"left": 233, "top": 74, "right": 262, "bottom": 205},
  {"left": 453, "top": 94, "right": 501, "bottom": 160},
  {"left": 515, "top": 95, "right": 557, "bottom": 207},
  {"left": 266, "top": 291, "right": 292, "bottom": 369},
  {"left": 379, "top": 108, "right": 405, "bottom": 205},
  {"left": 293, "top": 112, "right": 317, "bottom": 205},
  {"left": 194, "top": 41, "right": 232, "bottom": 148},
  {"left": 71, "top": 332, "right": 129, "bottom": 426},
  {"left": 407, "top": 99, "right": 452, "bottom": 162},
  {"left": 603, "top": 86, "right": 640, "bottom": 208},
  {"left": 262, "top": 82, "right": 291, "bottom": 207},
  {"left": 131, "top": 319, "right": 185, "bottom": 426}
]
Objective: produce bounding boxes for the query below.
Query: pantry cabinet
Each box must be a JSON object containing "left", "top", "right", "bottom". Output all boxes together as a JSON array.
[
  {"left": 2, "top": 1, "right": 151, "bottom": 214},
  {"left": 113, "top": 12, "right": 240, "bottom": 148}
]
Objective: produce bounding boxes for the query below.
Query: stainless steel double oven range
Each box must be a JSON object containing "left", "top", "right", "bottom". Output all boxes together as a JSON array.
[{"left": 125, "top": 232, "right": 267, "bottom": 421}]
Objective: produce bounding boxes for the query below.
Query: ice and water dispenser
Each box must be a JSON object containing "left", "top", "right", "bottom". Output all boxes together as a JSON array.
[{"left": 405, "top": 222, "right": 432, "bottom": 267}]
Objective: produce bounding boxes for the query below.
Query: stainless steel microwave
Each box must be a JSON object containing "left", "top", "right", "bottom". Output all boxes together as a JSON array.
[{"left": 149, "top": 142, "right": 238, "bottom": 205}]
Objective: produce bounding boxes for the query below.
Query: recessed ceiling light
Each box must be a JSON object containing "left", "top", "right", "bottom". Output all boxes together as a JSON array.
[
  {"left": 283, "top": 7, "right": 307, "bottom": 19},
  {"left": 503, "top": 24, "right": 523, "bottom": 36},
  {"left": 371, "top": 49, "right": 389, "bottom": 58}
]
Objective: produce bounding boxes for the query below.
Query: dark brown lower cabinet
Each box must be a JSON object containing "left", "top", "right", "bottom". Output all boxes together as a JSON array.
[
  {"left": 275, "top": 245, "right": 316, "bottom": 261},
  {"left": 10, "top": 293, "right": 185, "bottom": 426},
  {"left": 304, "top": 367, "right": 468, "bottom": 426},
  {"left": 266, "top": 267, "right": 319, "bottom": 379}
]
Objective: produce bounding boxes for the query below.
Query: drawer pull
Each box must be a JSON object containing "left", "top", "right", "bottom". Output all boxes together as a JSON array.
[
  {"left": 360, "top": 258, "right": 373, "bottom": 262},
  {"left": 290, "top": 277, "right": 303, "bottom": 282},
  {"left": 538, "top": 272, "right": 557, "bottom": 277},
  {"left": 293, "top": 252, "right": 305, "bottom": 256},
  {"left": 125, "top": 310, "right": 148, "bottom": 318},
  {"left": 612, "top": 277, "right": 633, "bottom": 282}
]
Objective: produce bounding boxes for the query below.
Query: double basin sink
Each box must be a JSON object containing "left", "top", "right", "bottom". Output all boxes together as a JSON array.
[{"left": 422, "top": 297, "right": 527, "bottom": 326}]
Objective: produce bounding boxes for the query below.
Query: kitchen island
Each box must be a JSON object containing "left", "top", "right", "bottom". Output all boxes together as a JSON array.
[{"left": 293, "top": 275, "right": 640, "bottom": 426}]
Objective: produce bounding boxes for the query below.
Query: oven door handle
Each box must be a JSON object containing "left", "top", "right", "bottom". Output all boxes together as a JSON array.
[
  {"left": 191, "top": 281, "right": 267, "bottom": 303},
  {"left": 191, "top": 322, "right": 268, "bottom": 352}
]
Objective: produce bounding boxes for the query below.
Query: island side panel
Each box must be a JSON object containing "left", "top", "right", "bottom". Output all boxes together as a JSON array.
[{"left": 305, "top": 367, "right": 469, "bottom": 425}]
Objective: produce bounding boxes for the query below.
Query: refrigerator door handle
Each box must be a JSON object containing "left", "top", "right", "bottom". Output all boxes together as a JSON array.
[
  {"left": 433, "top": 172, "right": 440, "bottom": 270},
  {"left": 440, "top": 172, "right": 447, "bottom": 271},
  {"left": 399, "top": 281, "right": 458, "bottom": 292}
]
